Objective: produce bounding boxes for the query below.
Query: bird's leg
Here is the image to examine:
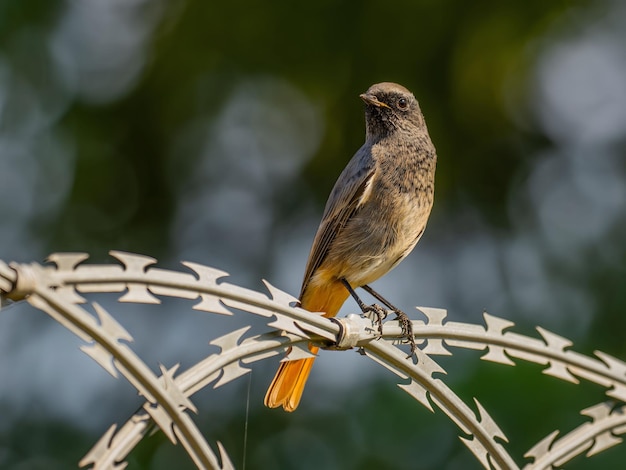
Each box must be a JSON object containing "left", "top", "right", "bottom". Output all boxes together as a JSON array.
[
  {"left": 361, "top": 285, "right": 417, "bottom": 357},
  {"left": 340, "top": 278, "right": 387, "bottom": 336}
]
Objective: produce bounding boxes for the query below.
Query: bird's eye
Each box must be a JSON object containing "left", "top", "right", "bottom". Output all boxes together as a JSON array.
[{"left": 397, "top": 98, "right": 408, "bottom": 110}]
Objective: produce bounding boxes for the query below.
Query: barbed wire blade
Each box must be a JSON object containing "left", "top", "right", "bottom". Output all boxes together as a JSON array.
[
  {"left": 79, "top": 424, "right": 128, "bottom": 470},
  {"left": 81, "top": 343, "right": 118, "bottom": 378},
  {"left": 210, "top": 327, "right": 253, "bottom": 388},
  {"left": 216, "top": 441, "right": 235, "bottom": 470},
  {"left": 159, "top": 364, "right": 197, "bottom": 414},
  {"left": 581, "top": 403, "right": 624, "bottom": 457}
]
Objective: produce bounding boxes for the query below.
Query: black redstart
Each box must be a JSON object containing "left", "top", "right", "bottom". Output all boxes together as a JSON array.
[{"left": 265, "top": 82, "right": 437, "bottom": 411}]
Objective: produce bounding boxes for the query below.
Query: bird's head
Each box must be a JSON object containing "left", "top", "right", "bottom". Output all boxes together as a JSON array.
[{"left": 360, "top": 82, "right": 426, "bottom": 141}]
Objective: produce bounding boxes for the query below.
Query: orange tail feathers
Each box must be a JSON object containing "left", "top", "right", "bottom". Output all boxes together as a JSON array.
[
  {"left": 264, "top": 279, "right": 349, "bottom": 411},
  {"left": 263, "top": 345, "right": 319, "bottom": 412}
]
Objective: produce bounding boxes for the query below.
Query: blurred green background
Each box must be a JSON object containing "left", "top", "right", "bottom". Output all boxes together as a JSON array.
[{"left": 2, "top": 0, "right": 626, "bottom": 468}]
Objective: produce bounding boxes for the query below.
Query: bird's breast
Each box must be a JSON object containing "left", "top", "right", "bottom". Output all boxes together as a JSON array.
[{"left": 318, "top": 139, "right": 436, "bottom": 287}]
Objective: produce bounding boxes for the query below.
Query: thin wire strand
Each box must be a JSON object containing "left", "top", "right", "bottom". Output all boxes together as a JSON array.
[{"left": 242, "top": 371, "right": 252, "bottom": 470}]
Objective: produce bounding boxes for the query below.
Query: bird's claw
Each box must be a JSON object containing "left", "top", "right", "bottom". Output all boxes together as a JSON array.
[
  {"left": 393, "top": 309, "right": 417, "bottom": 358},
  {"left": 362, "top": 303, "right": 387, "bottom": 337}
]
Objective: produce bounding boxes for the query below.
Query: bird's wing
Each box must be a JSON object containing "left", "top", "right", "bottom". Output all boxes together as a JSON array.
[{"left": 299, "top": 146, "right": 376, "bottom": 298}]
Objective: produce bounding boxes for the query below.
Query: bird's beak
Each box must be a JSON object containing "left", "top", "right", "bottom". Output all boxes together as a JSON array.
[{"left": 360, "top": 93, "right": 390, "bottom": 108}]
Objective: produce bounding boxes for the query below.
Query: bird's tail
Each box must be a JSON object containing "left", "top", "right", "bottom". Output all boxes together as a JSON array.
[
  {"left": 264, "top": 279, "right": 349, "bottom": 411},
  {"left": 263, "top": 345, "right": 319, "bottom": 412}
]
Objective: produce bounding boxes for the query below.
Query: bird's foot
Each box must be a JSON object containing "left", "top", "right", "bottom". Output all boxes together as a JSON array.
[
  {"left": 362, "top": 303, "right": 388, "bottom": 337},
  {"left": 393, "top": 309, "right": 417, "bottom": 359}
]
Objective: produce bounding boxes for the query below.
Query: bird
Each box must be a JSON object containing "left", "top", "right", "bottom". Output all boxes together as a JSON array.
[{"left": 264, "top": 82, "right": 437, "bottom": 412}]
